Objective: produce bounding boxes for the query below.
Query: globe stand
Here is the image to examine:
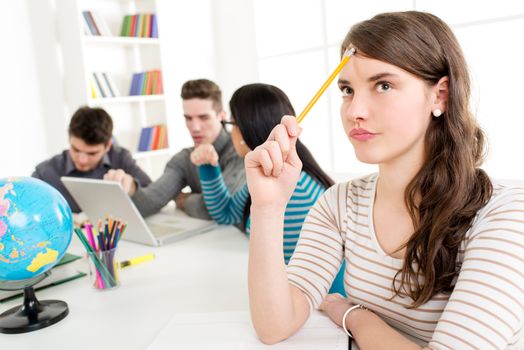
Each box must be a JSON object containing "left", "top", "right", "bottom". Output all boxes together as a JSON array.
[{"left": 0, "top": 286, "right": 69, "bottom": 334}]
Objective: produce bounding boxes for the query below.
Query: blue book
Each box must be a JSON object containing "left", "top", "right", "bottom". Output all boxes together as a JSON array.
[
  {"left": 151, "top": 14, "right": 158, "bottom": 38},
  {"left": 129, "top": 73, "right": 138, "bottom": 96},
  {"left": 138, "top": 127, "right": 152, "bottom": 151},
  {"left": 129, "top": 73, "right": 143, "bottom": 96},
  {"left": 136, "top": 72, "right": 145, "bottom": 95}
]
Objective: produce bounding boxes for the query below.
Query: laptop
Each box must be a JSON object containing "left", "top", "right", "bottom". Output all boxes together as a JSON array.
[{"left": 61, "top": 177, "right": 217, "bottom": 246}]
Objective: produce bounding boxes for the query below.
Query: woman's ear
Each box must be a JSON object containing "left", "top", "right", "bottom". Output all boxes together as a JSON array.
[{"left": 433, "top": 76, "right": 449, "bottom": 114}]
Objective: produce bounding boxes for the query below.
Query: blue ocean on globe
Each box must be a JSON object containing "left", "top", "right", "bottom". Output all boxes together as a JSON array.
[{"left": 0, "top": 177, "right": 73, "bottom": 281}]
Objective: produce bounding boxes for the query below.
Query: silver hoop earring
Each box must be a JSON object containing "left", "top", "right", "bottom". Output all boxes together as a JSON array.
[{"left": 432, "top": 109, "right": 442, "bottom": 117}]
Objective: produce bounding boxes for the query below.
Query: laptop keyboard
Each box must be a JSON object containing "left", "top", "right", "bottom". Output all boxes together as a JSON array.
[{"left": 148, "top": 223, "right": 184, "bottom": 237}]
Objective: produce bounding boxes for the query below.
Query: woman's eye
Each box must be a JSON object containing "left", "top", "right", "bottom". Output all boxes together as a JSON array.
[
  {"left": 376, "top": 82, "right": 391, "bottom": 92},
  {"left": 340, "top": 86, "right": 353, "bottom": 96}
]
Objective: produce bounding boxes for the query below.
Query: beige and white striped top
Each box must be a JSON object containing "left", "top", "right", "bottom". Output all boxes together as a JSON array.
[{"left": 287, "top": 173, "right": 524, "bottom": 349}]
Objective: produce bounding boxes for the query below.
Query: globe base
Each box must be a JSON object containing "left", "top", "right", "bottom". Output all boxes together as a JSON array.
[{"left": 0, "top": 286, "right": 69, "bottom": 334}]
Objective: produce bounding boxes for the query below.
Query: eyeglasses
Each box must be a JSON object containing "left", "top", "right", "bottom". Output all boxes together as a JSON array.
[{"left": 221, "top": 120, "right": 237, "bottom": 132}]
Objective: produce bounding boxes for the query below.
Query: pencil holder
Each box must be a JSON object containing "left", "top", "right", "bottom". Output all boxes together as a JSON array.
[{"left": 86, "top": 248, "right": 120, "bottom": 290}]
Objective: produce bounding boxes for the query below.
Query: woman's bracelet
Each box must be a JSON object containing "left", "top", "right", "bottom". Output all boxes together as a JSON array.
[{"left": 342, "top": 304, "right": 368, "bottom": 338}]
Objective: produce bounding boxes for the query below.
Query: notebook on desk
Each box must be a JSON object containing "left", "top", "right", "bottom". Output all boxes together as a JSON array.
[
  {"left": 61, "top": 177, "right": 217, "bottom": 246},
  {"left": 147, "top": 311, "right": 350, "bottom": 350}
]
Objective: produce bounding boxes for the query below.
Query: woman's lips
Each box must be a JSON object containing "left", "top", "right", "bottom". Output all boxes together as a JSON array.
[{"left": 349, "top": 128, "right": 376, "bottom": 141}]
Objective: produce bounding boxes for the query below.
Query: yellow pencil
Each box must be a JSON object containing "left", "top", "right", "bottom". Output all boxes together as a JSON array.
[
  {"left": 296, "top": 47, "right": 357, "bottom": 124},
  {"left": 119, "top": 253, "right": 155, "bottom": 269}
]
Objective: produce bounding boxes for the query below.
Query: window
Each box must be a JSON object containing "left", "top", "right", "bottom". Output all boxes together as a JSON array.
[{"left": 252, "top": 0, "right": 524, "bottom": 179}]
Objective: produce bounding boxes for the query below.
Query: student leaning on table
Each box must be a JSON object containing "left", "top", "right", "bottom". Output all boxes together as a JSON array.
[
  {"left": 104, "top": 79, "right": 245, "bottom": 219},
  {"left": 245, "top": 11, "right": 524, "bottom": 350},
  {"left": 191, "top": 83, "right": 345, "bottom": 296}
]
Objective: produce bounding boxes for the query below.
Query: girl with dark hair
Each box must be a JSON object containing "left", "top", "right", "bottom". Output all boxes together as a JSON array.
[
  {"left": 245, "top": 11, "right": 524, "bottom": 349},
  {"left": 191, "top": 83, "right": 345, "bottom": 295}
]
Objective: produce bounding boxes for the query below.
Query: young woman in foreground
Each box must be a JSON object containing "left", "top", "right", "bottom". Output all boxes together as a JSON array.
[{"left": 246, "top": 11, "right": 524, "bottom": 349}]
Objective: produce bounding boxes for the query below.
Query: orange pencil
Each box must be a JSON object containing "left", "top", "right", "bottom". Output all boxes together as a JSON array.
[{"left": 296, "top": 47, "right": 356, "bottom": 124}]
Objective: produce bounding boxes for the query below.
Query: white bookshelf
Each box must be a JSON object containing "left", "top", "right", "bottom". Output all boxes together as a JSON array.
[
  {"left": 55, "top": 0, "right": 173, "bottom": 180},
  {"left": 83, "top": 36, "right": 161, "bottom": 46},
  {"left": 132, "top": 148, "right": 172, "bottom": 160},
  {"left": 88, "top": 95, "right": 166, "bottom": 106}
]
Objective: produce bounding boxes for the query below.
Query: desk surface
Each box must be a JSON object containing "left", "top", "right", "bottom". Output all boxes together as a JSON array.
[{"left": 0, "top": 225, "right": 249, "bottom": 349}]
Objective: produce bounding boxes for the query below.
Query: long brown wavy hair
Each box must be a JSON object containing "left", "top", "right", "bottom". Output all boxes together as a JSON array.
[{"left": 341, "top": 11, "right": 493, "bottom": 307}]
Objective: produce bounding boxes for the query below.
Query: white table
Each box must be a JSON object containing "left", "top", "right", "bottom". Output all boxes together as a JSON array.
[{"left": 0, "top": 225, "right": 249, "bottom": 349}]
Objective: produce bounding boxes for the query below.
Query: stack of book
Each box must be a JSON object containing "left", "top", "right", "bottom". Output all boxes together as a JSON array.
[
  {"left": 0, "top": 253, "right": 86, "bottom": 303},
  {"left": 90, "top": 72, "right": 120, "bottom": 99},
  {"left": 137, "top": 125, "right": 169, "bottom": 152},
  {"left": 120, "top": 14, "right": 158, "bottom": 38},
  {"left": 82, "top": 10, "right": 112, "bottom": 36},
  {"left": 129, "top": 70, "right": 163, "bottom": 96}
]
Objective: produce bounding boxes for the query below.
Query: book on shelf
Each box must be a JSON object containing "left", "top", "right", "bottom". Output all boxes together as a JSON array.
[
  {"left": 91, "top": 11, "right": 112, "bottom": 36},
  {"left": 82, "top": 11, "right": 99, "bottom": 35},
  {"left": 103, "top": 73, "right": 120, "bottom": 97},
  {"left": 0, "top": 252, "right": 87, "bottom": 303},
  {"left": 92, "top": 72, "right": 107, "bottom": 98},
  {"left": 82, "top": 10, "right": 112, "bottom": 36},
  {"left": 90, "top": 76, "right": 102, "bottom": 98},
  {"left": 90, "top": 72, "right": 120, "bottom": 99},
  {"left": 137, "top": 125, "right": 168, "bottom": 152},
  {"left": 129, "top": 70, "right": 163, "bottom": 96},
  {"left": 120, "top": 14, "right": 158, "bottom": 38},
  {"left": 81, "top": 13, "right": 92, "bottom": 36},
  {"left": 151, "top": 14, "right": 158, "bottom": 38}
]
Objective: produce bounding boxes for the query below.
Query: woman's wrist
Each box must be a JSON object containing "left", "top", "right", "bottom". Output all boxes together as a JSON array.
[
  {"left": 343, "top": 305, "right": 374, "bottom": 338},
  {"left": 250, "top": 204, "right": 287, "bottom": 217}
]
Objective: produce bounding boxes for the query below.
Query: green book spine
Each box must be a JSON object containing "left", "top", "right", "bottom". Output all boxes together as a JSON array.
[{"left": 121, "top": 15, "right": 130, "bottom": 37}]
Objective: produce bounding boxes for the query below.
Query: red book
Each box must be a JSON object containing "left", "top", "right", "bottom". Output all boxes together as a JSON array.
[
  {"left": 130, "top": 15, "right": 137, "bottom": 37},
  {"left": 156, "top": 71, "right": 163, "bottom": 94},
  {"left": 150, "top": 125, "right": 161, "bottom": 150},
  {"left": 157, "top": 125, "right": 166, "bottom": 149}
]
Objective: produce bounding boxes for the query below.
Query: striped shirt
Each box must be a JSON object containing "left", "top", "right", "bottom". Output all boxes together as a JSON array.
[
  {"left": 287, "top": 173, "right": 524, "bottom": 349},
  {"left": 198, "top": 165, "right": 324, "bottom": 263}
]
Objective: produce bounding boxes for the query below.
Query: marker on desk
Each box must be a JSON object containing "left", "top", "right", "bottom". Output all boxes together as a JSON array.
[{"left": 119, "top": 253, "right": 155, "bottom": 269}]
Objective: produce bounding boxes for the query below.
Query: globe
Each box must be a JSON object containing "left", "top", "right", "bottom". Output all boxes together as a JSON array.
[
  {"left": 0, "top": 176, "right": 73, "bottom": 334},
  {"left": 0, "top": 177, "right": 73, "bottom": 281}
]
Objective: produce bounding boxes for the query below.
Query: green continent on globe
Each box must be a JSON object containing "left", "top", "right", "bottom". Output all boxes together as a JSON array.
[{"left": 0, "top": 177, "right": 73, "bottom": 281}]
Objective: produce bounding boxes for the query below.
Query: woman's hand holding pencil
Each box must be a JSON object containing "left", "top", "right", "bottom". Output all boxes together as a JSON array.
[
  {"left": 245, "top": 48, "right": 356, "bottom": 208},
  {"left": 245, "top": 116, "right": 302, "bottom": 208}
]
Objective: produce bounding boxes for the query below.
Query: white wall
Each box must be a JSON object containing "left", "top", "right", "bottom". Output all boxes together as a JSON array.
[
  {"left": 27, "top": 0, "right": 69, "bottom": 158},
  {"left": 0, "top": 0, "right": 48, "bottom": 178},
  {"left": 211, "top": 0, "right": 259, "bottom": 105},
  {"left": 417, "top": 0, "right": 524, "bottom": 180},
  {"left": 248, "top": 0, "right": 524, "bottom": 180},
  {"left": 3, "top": 1, "right": 524, "bottom": 181},
  {"left": 155, "top": 0, "right": 217, "bottom": 150}
]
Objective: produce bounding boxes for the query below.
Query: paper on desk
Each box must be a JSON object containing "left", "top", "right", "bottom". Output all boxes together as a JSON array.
[{"left": 148, "top": 310, "right": 349, "bottom": 350}]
